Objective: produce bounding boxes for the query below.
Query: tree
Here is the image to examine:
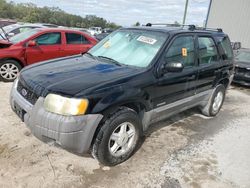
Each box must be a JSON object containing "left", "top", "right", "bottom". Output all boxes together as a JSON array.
[
  {"left": 0, "top": 0, "right": 120, "bottom": 29},
  {"left": 134, "top": 22, "right": 140, "bottom": 26}
]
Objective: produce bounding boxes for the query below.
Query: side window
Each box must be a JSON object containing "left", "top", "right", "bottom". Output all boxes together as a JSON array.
[
  {"left": 198, "top": 37, "right": 218, "bottom": 65},
  {"left": 66, "top": 33, "right": 90, "bottom": 44},
  {"left": 165, "top": 36, "right": 195, "bottom": 67},
  {"left": 35, "top": 32, "right": 61, "bottom": 45},
  {"left": 217, "top": 36, "right": 233, "bottom": 60}
]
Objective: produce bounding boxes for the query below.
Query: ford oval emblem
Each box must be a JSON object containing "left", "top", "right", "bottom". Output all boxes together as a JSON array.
[{"left": 21, "top": 89, "right": 28, "bottom": 97}]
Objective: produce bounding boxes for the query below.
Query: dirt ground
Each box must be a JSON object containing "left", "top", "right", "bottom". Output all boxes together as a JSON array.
[{"left": 0, "top": 82, "right": 249, "bottom": 188}]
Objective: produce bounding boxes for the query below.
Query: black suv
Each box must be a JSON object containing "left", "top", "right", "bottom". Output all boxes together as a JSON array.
[{"left": 10, "top": 24, "right": 234, "bottom": 166}]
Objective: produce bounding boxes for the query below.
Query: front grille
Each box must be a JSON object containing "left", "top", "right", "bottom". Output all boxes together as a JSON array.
[{"left": 17, "top": 81, "right": 38, "bottom": 105}]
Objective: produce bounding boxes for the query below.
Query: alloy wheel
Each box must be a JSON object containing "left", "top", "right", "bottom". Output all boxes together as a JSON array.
[
  {"left": 0, "top": 63, "right": 19, "bottom": 80},
  {"left": 108, "top": 122, "right": 136, "bottom": 157},
  {"left": 212, "top": 91, "right": 223, "bottom": 113}
]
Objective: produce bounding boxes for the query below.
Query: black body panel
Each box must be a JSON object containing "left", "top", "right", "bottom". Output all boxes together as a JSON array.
[{"left": 233, "top": 62, "right": 250, "bottom": 86}]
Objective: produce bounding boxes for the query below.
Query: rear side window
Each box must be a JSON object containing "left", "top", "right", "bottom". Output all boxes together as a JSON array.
[
  {"left": 35, "top": 32, "right": 61, "bottom": 45},
  {"left": 66, "top": 33, "right": 90, "bottom": 44},
  {"left": 165, "top": 36, "right": 195, "bottom": 67},
  {"left": 217, "top": 36, "right": 233, "bottom": 60},
  {"left": 198, "top": 37, "right": 218, "bottom": 65}
]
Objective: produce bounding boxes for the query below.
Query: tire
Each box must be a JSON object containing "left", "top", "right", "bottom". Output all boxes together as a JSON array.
[
  {"left": 91, "top": 107, "right": 142, "bottom": 166},
  {"left": 200, "top": 84, "right": 226, "bottom": 117},
  {"left": 0, "top": 60, "right": 22, "bottom": 82}
]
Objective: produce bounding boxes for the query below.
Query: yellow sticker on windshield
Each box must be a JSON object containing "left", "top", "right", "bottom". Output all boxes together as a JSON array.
[
  {"left": 103, "top": 41, "right": 111, "bottom": 48},
  {"left": 182, "top": 48, "right": 187, "bottom": 57}
]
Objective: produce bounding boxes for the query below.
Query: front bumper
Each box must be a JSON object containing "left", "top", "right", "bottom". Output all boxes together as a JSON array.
[
  {"left": 228, "top": 74, "right": 234, "bottom": 88},
  {"left": 10, "top": 80, "right": 103, "bottom": 154}
]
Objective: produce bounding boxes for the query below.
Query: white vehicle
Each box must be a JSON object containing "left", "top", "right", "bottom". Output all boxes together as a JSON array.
[
  {"left": 0, "top": 23, "right": 50, "bottom": 40},
  {"left": 89, "top": 27, "right": 102, "bottom": 35}
]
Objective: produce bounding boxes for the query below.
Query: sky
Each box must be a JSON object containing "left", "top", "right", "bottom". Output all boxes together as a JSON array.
[{"left": 8, "top": 0, "right": 210, "bottom": 26}]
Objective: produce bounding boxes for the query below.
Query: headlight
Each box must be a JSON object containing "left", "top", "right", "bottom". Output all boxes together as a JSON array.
[
  {"left": 14, "top": 78, "right": 19, "bottom": 89},
  {"left": 44, "top": 94, "right": 88, "bottom": 116}
]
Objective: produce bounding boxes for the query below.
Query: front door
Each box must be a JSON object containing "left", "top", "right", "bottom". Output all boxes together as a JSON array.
[
  {"left": 25, "top": 32, "right": 64, "bottom": 65},
  {"left": 149, "top": 35, "right": 198, "bottom": 109}
]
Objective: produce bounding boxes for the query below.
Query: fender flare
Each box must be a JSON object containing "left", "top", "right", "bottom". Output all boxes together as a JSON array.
[{"left": 91, "top": 89, "right": 151, "bottom": 115}]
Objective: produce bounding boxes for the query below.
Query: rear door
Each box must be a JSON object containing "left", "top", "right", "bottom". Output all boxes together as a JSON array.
[
  {"left": 64, "top": 32, "right": 93, "bottom": 56},
  {"left": 196, "top": 35, "right": 221, "bottom": 93},
  {"left": 25, "top": 32, "right": 64, "bottom": 64}
]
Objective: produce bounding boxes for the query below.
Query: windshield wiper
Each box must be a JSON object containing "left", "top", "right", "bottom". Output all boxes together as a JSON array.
[
  {"left": 97, "top": 56, "right": 122, "bottom": 66},
  {"left": 84, "top": 52, "right": 96, "bottom": 59},
  {"left": 84, "top": 52, "right": 93, "bottom": 57}
]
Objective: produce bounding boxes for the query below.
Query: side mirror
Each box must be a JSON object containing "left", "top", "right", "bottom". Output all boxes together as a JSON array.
[
  {"left": 163, "top": 61, "right": 184, "bottom": 73},
  {"left": 233, "top": 42, "right": 241, "bottom": 50},
  {"left": 7, "top": 32, "right": 15, "bottom": 37},
  {"left": 27, "top": 40, "right": 37, "bottom": 47}
]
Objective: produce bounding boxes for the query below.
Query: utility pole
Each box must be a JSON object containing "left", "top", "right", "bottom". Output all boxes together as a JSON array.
[
  {"left": 205, "top": 0, "right": 213, "bottom": 28},
  {"left": 182, "top": 0, "right": 189, "bottom": 25}
]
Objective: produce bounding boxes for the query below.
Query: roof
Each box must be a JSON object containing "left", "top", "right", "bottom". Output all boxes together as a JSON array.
[
  {"left": 36, "top": 27, "right": 90, "bottom": 33},
  {"left": 2, "top": 23, "right": 46, "bottom": 32}
]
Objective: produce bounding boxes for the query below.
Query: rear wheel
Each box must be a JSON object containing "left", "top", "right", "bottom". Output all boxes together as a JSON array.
[
  {"left": 91, "top": 107, "right": 142, "bottom": 166},
  {"left": 0, "top": 60, "right": 22, "bottom": 82},
  {"left": 200, "top": 84, "right": 226, "bottom": 116}
]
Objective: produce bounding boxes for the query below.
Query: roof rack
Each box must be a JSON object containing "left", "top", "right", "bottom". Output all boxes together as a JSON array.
[
  {"left": 196, "top": 26, "right": 223, "bottom": 32},
  {"left": 144, "top": 23, "right": 223, "bottom": 32}
]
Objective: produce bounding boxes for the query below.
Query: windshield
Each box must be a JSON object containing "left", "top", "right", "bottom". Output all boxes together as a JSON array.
[
  {"left": 88, "top": 29, "right": 168, "bottom": 68},
  {"left": 9, "top": 29, "right": 40, "bottom": 44},
  {"left": 235, "top": 51, "right": 250, "bottom": 63}
]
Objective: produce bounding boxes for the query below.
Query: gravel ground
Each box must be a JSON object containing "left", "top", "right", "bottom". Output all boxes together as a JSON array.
[{"left": 0, "top": 82, "right": 249, "bottom": 188}]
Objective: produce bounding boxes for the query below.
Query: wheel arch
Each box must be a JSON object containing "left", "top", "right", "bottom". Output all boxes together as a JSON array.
[
  {"left": 0, "top": 57, "right": 25, "bottom": 68},
  {"left": 99, "top": 101, "right": 148, "bottom": 123},
  {"left": 90, "top": 101, "right": 147, "bottom": 148},
  {"left": 217, "top": 78, "right": 230, "bottom": 89}
]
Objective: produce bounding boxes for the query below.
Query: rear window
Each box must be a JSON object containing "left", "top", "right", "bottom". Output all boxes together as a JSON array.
[{"left": 217, "top": 36, "right": 233, "bottom": 60}]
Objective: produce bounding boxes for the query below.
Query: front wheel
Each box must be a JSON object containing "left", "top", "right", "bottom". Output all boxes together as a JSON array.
[
  {"left": 0, "top": 60, "right": 22, "bottom": 82},
  {"left": 91, "top": 107, "right": 142, "bottom": 166},
  {"left": 200, "top": 84, "right": 226, "bottom": 116}
]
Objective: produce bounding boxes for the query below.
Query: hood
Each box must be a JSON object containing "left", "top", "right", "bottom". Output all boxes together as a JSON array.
[
  {"left": 235, "top": 61, "right": 250, "bottom": 69},
  {"left": 0, "top": 39, "right": 12, "bottom": 49},
  {"left": 20, "top": 55, "right": 141, "bottom": 97}
]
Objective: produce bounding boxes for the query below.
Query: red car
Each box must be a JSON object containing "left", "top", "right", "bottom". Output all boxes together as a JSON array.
[{"left": 0, "top": 28, "right": 97, "bottom": 82}]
